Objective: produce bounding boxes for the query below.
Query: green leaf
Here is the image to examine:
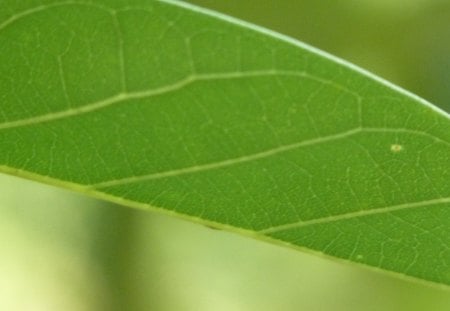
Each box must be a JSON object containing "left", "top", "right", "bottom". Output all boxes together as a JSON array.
[{"left": 1, "top": 0, "right": 449, "bottom": 287}]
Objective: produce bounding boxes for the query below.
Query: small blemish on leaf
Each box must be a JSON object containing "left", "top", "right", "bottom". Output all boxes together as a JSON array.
[{"left": 390, "top": 144, "right": 403, "bottom": 153}]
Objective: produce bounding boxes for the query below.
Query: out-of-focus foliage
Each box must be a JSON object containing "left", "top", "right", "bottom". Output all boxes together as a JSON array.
[{"left": 1, "top": 174, "right": 450, "bottom": 311}]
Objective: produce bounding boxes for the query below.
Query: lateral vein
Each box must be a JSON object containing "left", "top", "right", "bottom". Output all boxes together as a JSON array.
[
  {"left": 91, "top": 127, "right": 362, "bottom": 188},
  {"left": 88, "top": 126, "right": 449, "bottom": 188},
  {"left": 259, "top": 197, "right": 450, "bottom": 234},
  {"left": 0, "top": 70, "right": 357, "bottom": 131}
]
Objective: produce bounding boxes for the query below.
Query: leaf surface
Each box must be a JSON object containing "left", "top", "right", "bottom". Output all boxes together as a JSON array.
[{"left": 0, "top": 0, "right": 449, "bottom": 286}]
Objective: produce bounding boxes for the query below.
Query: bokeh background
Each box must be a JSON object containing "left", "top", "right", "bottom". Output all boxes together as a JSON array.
[{"left": 1, "top": 0, "right": 449, "bottom": 310}]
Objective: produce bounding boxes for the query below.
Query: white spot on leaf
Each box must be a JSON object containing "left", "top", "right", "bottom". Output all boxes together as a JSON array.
[{"left": 390, "top": 144, "right": 403, "bottom": 153}]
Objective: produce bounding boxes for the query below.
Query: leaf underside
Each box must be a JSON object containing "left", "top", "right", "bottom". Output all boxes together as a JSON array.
[{"left": 0, "top": 0, "right": 449, "bottom": 286}]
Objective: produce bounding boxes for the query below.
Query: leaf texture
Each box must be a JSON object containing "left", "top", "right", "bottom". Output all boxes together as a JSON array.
[{"left": 0, "top": 0, "right": 449, "bottom": 286}]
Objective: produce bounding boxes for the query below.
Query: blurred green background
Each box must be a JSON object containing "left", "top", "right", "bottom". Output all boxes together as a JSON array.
[{"left": 1, "top": 0, "right": 449, "bottom": 310}]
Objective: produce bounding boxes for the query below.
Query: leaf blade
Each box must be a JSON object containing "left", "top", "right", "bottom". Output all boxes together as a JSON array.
[{"left": 0, "top": 0, "right": 449, "bottom": 286}]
